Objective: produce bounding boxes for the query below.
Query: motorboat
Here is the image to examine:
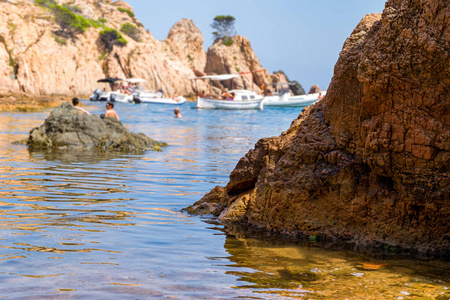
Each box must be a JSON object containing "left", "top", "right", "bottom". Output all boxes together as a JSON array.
[
  {"left": 138, "top": 90, "right": 186, "bottom": 105},
  {"left": 194, "top": 74, "right": 264, "bottom": 110},
  {"left": 263, "top": 91, "right": 327, "bottom": 107},
  {"left": 90, "top": 78, "right": 121, "bottom": 101},
  {"left": 125, "top": 78, "right": 186, "bottom": 105},
  {"left": 90, "top": 78, "right": 133, "bottom": 103}
]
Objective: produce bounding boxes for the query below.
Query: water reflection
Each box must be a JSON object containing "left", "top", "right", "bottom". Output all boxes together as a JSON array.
[
  {"left": 28, "top": 148, "right": 140, "bottom": 164},
  {"left": 1, "top": 103, "right": 448, "bottom": 299},
  {"left": 223, "top": 235, "right": 450, "bottom": 299}
]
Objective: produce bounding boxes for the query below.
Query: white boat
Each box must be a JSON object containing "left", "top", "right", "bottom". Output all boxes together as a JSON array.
[
  {"left": 263, "top": 91, "right": 327, "bottom": 107},
  {"left": 122, "top": 78, "right": 186, "bottom": 105},
  {"left": 102, "top": 91, "right": 133, "bottom": 103},
  {"left": 138, "top": 90, "right": 186, "bottom": 105},
  {"left": 194, "top": 74, "right": 264, "bottom": 110},
  {"left": 90, "top": 78, "right": 133, "bottom": 103},
  {"left": 197, "top": 90, "right": 264, "bottom": 109}
]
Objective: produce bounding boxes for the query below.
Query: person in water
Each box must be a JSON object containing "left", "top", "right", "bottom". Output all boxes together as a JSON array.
[
  {"left": 72, "top": 97, "right": 90, "bottom": 114},
  {"left": 105, "top": 101, "right": 120, "bottom": 120},
  {"left": 318, "top": 92, "right": 324, "bottom": 100},
  {"left": 174, "top": 107, "right": 182, "bottom": 118}
]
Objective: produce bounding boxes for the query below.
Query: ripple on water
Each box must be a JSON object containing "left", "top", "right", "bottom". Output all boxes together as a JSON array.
[{"left": 0, "top": 102, "right": 448, "bottom": 299}]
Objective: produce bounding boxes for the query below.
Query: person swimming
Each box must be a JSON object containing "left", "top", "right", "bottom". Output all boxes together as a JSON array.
[
  {"left": 72, "top": 97, "right": 90, "bottom": 114},
  {"left": 104, "top": 101, "right": 120, "bottom": 120},
  {"left": 174, "top": 107, "right": 182, "bottom": 118}
]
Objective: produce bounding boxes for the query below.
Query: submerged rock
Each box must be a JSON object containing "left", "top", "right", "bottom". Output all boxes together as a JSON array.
[
  {"left": 189, "top": 0, "right": 450, "bottom": 256},
  {"left": 28, "top": 102, "right": 166, "bottom": 152}
]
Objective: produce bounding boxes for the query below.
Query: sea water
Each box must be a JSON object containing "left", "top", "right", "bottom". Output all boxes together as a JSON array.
[{"left": 0, "top": 101, "right": 448, "bottom": 299}]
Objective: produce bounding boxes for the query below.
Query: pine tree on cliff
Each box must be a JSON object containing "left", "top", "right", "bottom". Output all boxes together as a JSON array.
[{"left": 211, "top": 15, "right": 236, "bottom": 46}]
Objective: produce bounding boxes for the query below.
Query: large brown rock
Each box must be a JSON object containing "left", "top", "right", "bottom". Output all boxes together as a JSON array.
[
  {"left": 166, "top": 19, "right": 206, "bottom": 74},
  {"left": 204, "top": 36, "right": 272, "bottom": 93},
  {"left": 189, "top": 0, "right": 450, "bottom": 256}
]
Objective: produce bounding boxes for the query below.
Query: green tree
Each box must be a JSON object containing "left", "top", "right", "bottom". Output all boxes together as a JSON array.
[
  {"left": 35, "top": 0, "right": 56, "bottom": 8},
  {"left": 100, "top": 27, "right": 128, "bottom": 51},
  {"left": 211, "top": 15, "right": 236, "bottom": 45},
  {"left": 62, "top": 3, "right": 82, "bottom": 14},
  {"left": 120, "top": 23, "right": 141, "bottom": 42},
  {"left": 50, "top": 5, "right": 90, "bottom": 37},
  {"left": 118, "top": 7, "right": 134, "bottom": 18}
]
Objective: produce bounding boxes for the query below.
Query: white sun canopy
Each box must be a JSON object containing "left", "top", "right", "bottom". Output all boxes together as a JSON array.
[
  {"left": 125, "top": 78, "right": 146, "bottom": 83},
  {"left": 197, "top": 74, "right": 240, "bottom": 81}
]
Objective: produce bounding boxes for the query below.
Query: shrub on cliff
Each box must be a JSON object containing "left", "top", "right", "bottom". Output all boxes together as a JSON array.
[
  {"left": 118, "top": 7, "right": 134, "bottom": 18},
  {"left": 35, "top": 0, "right": 56, "bottom": 8},
  {"left": 211, "top": 15, "right": 236, "bottom": 46},
  {"left": 62, "top": 3, "right": 82, "bottom": 14},
  {"left": 120, "top": 23, "right": 141, "bottom": 42},
  {"left": 49, "top": 5, "right": 91, "bottom": 37},
  {"left": 100, "top": 27, "right": 128, "bottom": 51}
]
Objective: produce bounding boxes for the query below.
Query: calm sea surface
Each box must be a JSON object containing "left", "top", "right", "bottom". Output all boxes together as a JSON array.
[{"left": 0, "top": 101, "right": 448, "bottom": 299}]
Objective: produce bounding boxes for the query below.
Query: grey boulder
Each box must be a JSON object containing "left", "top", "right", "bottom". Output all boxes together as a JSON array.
[{"left": 28, "top": 102, "right": 166, "bottom": 152}]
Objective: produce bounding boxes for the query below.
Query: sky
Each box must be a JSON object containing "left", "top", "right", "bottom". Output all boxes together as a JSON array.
[{"left": 125, "top": 0, "right": 387, "bottom": 91}]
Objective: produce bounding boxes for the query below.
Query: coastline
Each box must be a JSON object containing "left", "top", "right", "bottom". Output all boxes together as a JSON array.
[{"left": 0, "top": 93, "right": 65, "bottom": 112}]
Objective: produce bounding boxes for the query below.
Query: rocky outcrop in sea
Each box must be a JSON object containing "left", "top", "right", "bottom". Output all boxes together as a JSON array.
[
  {"left": 28, "top": 102, "right": 166, "bottom": 152},
  {"left": 188, "top": 0, "right": 450, "bottom": 256}
]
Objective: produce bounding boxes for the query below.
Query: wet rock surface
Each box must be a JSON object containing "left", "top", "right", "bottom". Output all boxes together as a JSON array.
[
  {"left": 189, "top": 0, "right": 450, "bottom": 256},
  {"left": 27, "top": 102, "right": 166, "bottom": 152}
]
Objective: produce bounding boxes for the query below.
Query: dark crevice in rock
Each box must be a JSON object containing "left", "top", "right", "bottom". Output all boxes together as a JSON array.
[{"left": 227, "top": 179, "right": 257, "bottom": 195}]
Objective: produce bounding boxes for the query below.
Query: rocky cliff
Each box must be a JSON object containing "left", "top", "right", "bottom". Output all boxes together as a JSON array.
[
  {"left": 0, "top": 0, "right": 209, "bottom": 98},
  {"left": 188, "top": 0, "right": 450, "bottom": 256},
  {"left": 204, "top": 36, "right": 272, "bottom": 93},
  {"left": 0, "top": 0, "right": 287, "bottom": 101}
]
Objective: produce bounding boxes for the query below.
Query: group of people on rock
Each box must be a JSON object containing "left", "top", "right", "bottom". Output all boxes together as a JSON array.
[{"left": 72, "top": 97, "right": 119, "bottom": 121}]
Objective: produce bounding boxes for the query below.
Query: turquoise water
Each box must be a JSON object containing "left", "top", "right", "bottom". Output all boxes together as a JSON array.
[{"left": 0, "top": 101, "right": 448, "bottom": 299}]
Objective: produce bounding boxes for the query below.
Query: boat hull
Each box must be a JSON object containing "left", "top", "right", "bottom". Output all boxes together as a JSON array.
[
  {"left": 196, "top": 97, "right": 263, "bottom": 110},
  {"left": 140, "top": 96, "right": 186, "bottom": 105},
  {"left": 263, "top": 92, "right": 326, "bottom": 107},
  {"left": 95, "top": 91, "right": 132, "bottom": 103}
]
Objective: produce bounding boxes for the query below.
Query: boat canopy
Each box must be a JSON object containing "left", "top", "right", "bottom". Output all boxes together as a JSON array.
[
  {"left": 97, "top": 78, "right": 122, "bottom": 84},
  {"left": 268, "top": 82, "right": 295, "bottom": 86},
  {"left": 125, "top": 78, "right": 146, "bottom": 83},
  {"left": 196, "top": 74, "right": 240, "bottom": 81}
]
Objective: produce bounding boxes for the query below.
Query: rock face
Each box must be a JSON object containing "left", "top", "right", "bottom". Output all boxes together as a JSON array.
[
  {"left": 205, "top": 36, "right": 272, "bottom": 93},
  {"left": 166, "top": 19, "right": 207, "bottom": 76},
  {"left": 0, "top": 1, "right": 205, "bottom": 98},
  {"left": 28, "top": 102, "right": 165, "bottom": 152},
  {"left": 273, "top": 70, "right": 306, "bottom": 96},
  {"left": 189, "top": 0, "right": 450, "bottom": 256},
  {"left": 0, "top": 1, "right": 286, "bottom": 101},
  {"left": 308, "top": 85, "right": 321, "bottom": 94}
]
